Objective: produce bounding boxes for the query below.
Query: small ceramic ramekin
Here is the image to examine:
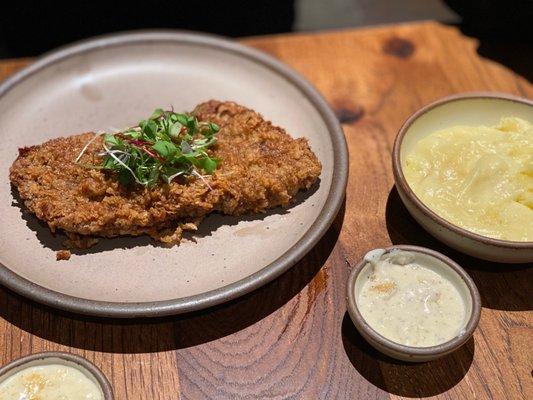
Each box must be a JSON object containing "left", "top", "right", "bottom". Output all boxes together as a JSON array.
[
  {"left": 346, "top": 245, "right": 481, "bottom": 362},
  {"left": 0, "top": 352, "right": 113, "bottom": 399},
  {"left": 392, "top": 92, "right": 533, "bottom": 263}
]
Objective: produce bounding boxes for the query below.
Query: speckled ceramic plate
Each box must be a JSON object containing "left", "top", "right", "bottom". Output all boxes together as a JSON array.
[{"left": 0, "top": 31, "right": 347, "bottom": 317}]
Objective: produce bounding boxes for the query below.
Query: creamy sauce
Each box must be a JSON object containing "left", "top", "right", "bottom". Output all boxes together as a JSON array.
[
  {"left": 357, "top": 250, "right": 466, "bottom": 347},
  {"left": 404, "top": 117, "right": 533, "bottom": 241},
  {"left": 0, "top": 364, "right": 103, "bottom": 400}
]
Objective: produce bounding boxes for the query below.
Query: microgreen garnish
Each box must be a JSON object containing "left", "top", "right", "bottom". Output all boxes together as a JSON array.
[{"left": 76, "top": 108, "right": 220, "bottom": 187}]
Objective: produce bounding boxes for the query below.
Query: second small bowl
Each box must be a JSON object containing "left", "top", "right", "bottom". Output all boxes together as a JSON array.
[
  {"left": 0, "top": 352, "right": 113, "bottom": 399},
  {"left": 346, "top": 245, "right": 481, "bottom": 362}
]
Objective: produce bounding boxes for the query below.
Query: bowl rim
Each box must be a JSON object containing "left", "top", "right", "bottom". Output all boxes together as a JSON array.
[
  {"left": 0, "top": 351, "right": 113, "bottom": 399},
  {"left": 392, "top": 91, "right": 533, "bottom": 249},
  {"left": 346, "top": 245, "right": 481, "bottom": 358}
]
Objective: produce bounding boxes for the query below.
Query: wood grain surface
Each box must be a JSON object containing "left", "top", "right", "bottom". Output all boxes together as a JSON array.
[{"left": 0, "top": 21, "right": 532, "bottom": 399}]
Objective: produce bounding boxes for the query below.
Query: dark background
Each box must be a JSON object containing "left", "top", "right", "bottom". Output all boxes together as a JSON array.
[{"left": 0, "top": 0, "right": 531, "bottom": 79}]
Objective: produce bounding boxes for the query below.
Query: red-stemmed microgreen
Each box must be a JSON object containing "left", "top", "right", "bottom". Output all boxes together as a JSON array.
[{"left": 76, "top": 108, "right": 220, "bottom": 187}]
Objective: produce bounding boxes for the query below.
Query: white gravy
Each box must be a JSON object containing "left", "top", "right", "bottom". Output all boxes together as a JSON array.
[
  {"left": 0, "top": 363, "right": 103, "bottom": 400},
  {"left": 357, "top": 250, "right": 466, "bottom": 347}
]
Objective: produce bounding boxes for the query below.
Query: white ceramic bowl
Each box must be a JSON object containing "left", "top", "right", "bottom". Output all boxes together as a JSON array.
[
  {"left": 346, "top": 245, "right": 481, "bottom": 362},
  {"left": 0, "top": 352, "right": 113, "bottom": 399},
  {"left": 393, "top": 93, "right": 533, "bottom": 263}
]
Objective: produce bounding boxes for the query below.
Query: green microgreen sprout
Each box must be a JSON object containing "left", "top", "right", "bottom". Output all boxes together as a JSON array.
[{"left": 76, "top": 108, "right": 220, "bottom": 188}]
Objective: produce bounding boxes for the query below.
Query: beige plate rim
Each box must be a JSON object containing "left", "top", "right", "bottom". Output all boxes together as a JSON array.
[{"left": 0, "top": 30, "right": 348, "bottom": 318}]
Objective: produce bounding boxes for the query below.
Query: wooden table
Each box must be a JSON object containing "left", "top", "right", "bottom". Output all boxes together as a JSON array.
[{"left": 1, "top": 21, "right": 531, "bottom": 399}]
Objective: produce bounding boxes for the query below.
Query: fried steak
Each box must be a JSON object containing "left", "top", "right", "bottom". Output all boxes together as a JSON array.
[{"left": 9, "top": 101, "right": 321, "bottom": 248}]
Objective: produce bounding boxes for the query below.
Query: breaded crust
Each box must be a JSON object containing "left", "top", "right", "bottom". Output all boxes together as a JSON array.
[{"left": 9, "top": 101, "right": 322, "bottom": 246}]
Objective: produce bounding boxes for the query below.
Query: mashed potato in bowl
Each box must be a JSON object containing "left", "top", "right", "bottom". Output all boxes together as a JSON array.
[{"left": 404, "top": 117, "right": 532, "bottom": 242}]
